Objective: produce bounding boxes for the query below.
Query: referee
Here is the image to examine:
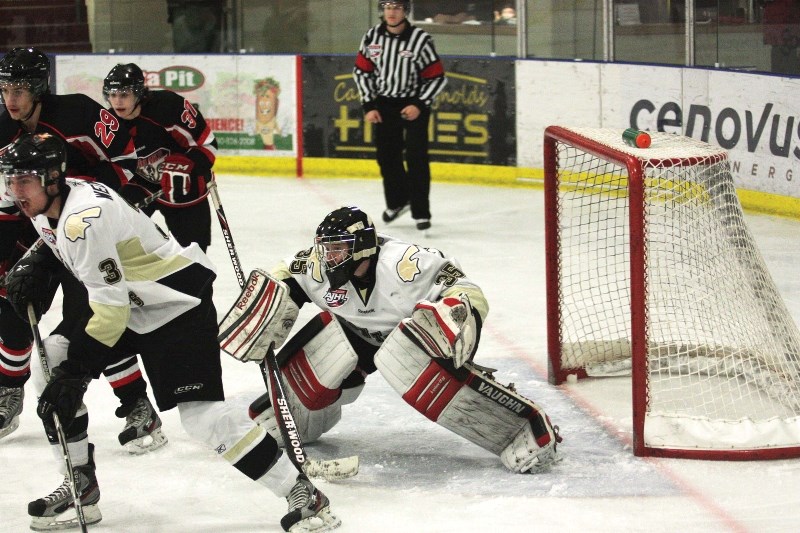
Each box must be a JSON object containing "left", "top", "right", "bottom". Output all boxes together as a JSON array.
[{"left": 353, "top": 0, "right": 447, "bottom": 232}]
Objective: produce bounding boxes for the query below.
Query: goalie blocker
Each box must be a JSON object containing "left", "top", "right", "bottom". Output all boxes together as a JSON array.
[
  {"left": 376, "top": 320, "right": 562, "bottom": 473},
  {"left": 218, "top": 269, "right": 299, "bottom": 362}
]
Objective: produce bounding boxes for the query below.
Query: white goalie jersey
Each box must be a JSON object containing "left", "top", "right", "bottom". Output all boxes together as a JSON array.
[
  {"left": 30, "top": 179, "right": 216, "bottom": 345},
  {"left": 273, "top": 234, "right": 488, "bottom": 346}
]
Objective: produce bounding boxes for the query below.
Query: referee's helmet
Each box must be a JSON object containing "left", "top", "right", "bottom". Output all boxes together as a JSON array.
[{"left": 378, "top": 1, "right": 410, "bottom": 14}]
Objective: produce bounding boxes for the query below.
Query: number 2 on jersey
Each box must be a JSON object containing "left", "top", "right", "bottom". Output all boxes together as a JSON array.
[{"left": 94, "top": 109, "right": 119, "bottom": 148}]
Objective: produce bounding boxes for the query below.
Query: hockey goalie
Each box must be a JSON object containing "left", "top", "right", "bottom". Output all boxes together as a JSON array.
[{"left": 219, "top": 206, "right": 561, "bottom": 473}]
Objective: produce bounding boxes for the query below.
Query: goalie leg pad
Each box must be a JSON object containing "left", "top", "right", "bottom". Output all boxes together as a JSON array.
[
  {"left": 281, "top": 312, "right": 359, "bottom": 410},
  {"left": 249, "top": 313, "right": 360, "bottom": 443},
  {"left": 218, "top": 269, "right": 299, "bottom": 362},
  {"left": 376, "top": 320, "right": 560, "bottom": 468},
  {"left": 501, "top": 415, "right": 562, "bottom": 473},
  {"left": 250, "top": 382, "right": 365, "bottom": 445}
]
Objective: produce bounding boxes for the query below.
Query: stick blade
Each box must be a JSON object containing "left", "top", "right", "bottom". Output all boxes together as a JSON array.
[{"left": 303, "top": 455, "right": 359, "bottom": 481}]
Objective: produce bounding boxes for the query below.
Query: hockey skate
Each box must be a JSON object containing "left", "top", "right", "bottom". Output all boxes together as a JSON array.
[
  {"left": 29, "top": 443, "right": 102, "bottom": 530},
  {"left": 0, "top": 385, "right": 23, "bottom": 440},
  {"left": 415, "top": 218, "right": 431, "bottom": 231},
  {"left": 381, "top": 204, "right": 409, "bottom": 224},
  {"left": 116, "top": 396, "right": 168, "bottom": 454},
  {"left": 281, "top": 474, "right": 340, "bottom": 532}
]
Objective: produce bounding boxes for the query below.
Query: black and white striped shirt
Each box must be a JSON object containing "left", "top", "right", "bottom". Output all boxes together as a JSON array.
[{"left": 353, "top": 22, "right": 447, "bottom": 111}]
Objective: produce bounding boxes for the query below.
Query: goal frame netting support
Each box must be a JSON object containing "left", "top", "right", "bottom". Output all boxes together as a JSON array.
[{"left": 544, "top": 125, "right": 800, "bottom": 460}]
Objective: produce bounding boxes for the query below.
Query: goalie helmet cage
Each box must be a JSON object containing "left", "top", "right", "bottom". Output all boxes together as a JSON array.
[{"left": 543, "top": 126, "right": 800, "bottom": 460}]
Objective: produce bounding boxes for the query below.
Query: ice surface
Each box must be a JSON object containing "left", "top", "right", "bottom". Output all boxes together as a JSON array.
[{"left": 2, "top": 175, "right": 800, "bottom": 532}]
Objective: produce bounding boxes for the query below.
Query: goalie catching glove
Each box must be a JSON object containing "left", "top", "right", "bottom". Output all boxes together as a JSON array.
[
  {"left": 159, "top": 153, "right": 209, "bottom": 206},
  {"left": 218, "top": 269, "right": 299, "bottom": 362},
  {"left": 406, "top": 294, "right": 478, "bottom": 368}
]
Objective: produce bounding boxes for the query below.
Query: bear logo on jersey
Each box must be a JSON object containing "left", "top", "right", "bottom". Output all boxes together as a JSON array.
[
  {"left": 64, "top": 207, "right": 102, "bottom": 242},
  {"left": 397, "top": 245, "right": 422, "bottom": 282}
]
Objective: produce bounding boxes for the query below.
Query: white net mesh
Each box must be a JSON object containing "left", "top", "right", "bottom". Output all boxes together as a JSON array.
[{"left": 549, "top": 127, "right": 800, "bottom": 454}]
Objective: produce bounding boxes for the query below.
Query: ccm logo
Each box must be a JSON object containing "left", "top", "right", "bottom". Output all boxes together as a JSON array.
[
  {"left": 162, "top": 162, "right": 191, "bottom": 172},
  {"left": 175, "top": 383, "right": 204, "bottom": 394}
]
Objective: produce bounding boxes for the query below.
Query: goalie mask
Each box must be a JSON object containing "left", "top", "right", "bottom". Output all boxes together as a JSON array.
[
  {"left": 0, "top": 47, "right": 50, "bottom": 103},
  {"left": 314, "top": 206, "right": 378, "bottom": 290},
  {"left": 0, "top": 132, "right": 67, "bottom": 206},
  {"left": 103, "top": 63, "right": 148, "bottom": 103}
]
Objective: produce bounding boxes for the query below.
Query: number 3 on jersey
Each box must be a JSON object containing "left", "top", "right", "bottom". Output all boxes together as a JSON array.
[
  {"left": 94, "top": 109, "right": 120, "bottom": 148},
  {"left": 99, "top": 257, "right": 122, "bottom": 284}
]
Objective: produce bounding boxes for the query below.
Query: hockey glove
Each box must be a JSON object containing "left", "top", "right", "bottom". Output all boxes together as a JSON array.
[
  {"left": 4, "top": 248, "right": 56, "bottom": 323},
  {"left": 408, "top": 294, "right": 478, "bottom": 368},
  {"left": 159, "top": 154, "right": 209, "bottom": 206},
  {"left": 37, "top": 360, "right": 92, "bottom": 431}
]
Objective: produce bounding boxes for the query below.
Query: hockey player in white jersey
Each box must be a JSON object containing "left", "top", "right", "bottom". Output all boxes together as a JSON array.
[
  {"left": 1, "top": 133, "right": 340, "bottom": 532},
  {"left": 236, "top": 205, "right": 561, "bottom": 474}
]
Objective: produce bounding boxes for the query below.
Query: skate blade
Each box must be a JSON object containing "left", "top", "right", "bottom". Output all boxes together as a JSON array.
[
  {"left": 288, "top": 507, "right": 341, "bottom": 532},
  {"left": 30, "top": 504, "right": 102, "bottom": 531},
  {"left": 0, "top": 415, "right": 20, "bottom": 440},
  {"left": 124, "top": 427, "right": 169, "bottom": 455}
]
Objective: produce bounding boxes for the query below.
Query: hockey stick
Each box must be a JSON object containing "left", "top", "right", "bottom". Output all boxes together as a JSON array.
[
  {"left": 28, "top": 304, "right": 89, "bottom": 533},
  {"left": 207, "top": 179, "right": 246, "bottom": 288},
  {"left": 207, "top": 179, "right": 358, "bottom": 480},
  {"left": 133, "top": 188, "right": 164, "bottom": 209}
]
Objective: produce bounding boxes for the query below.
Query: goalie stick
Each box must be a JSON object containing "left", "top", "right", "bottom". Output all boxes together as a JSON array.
[
  {"left": 28, "top": 304, "right": 89, "bottom": 533},
  {"left": 208, "top": 179, "right": 359, "bottom": 481}
]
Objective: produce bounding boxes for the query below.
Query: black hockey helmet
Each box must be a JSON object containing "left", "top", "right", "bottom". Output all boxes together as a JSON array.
[
  {"left": 314, "top": 206, "right": 378, "bottom": 290},
  {"left": 103, "top": 63, "right": 148, "bottom": 101},
  {"left": 378, "top": 0, "right": 410, "bottom": 14},
  {"left": 0, "top": 47, "right": 50, "bottom": 98},
  {"left": 0, "top": 132, "right": 67, "bottom": 190}
]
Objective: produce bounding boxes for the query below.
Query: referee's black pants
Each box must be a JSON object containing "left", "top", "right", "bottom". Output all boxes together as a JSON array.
[{"left": 374, "top": 97, "right": 432, "bottom": 221}]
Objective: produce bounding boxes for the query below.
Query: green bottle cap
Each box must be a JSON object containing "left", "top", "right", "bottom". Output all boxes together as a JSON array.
[{"left": 622, "top": 128, "right": 651, "bottom": 148}]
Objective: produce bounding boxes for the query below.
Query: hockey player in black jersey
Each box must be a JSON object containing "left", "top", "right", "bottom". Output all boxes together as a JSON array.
[
  {"left": 1, "top": 133, "right": 340, "bottom": 532},
  {"left": 102, "top": 62, "right": 215, "bottom": 252},
  {"left": 0, "top": 48, "right": 166, "bottom": 454}
]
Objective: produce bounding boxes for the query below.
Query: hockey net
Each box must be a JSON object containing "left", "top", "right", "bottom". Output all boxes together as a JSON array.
[{"left": 544, "top": 126, "right": 800, "bottom": 459}]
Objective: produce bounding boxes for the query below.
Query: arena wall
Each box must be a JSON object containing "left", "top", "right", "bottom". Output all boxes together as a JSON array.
[{"left": 55, "top": 54, "right": 800, "bottom": 218}]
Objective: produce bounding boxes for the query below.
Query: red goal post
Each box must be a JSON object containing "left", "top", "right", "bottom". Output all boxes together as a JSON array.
[{"left": 543, "top": 126, "right": 800, "bottom": 460}]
